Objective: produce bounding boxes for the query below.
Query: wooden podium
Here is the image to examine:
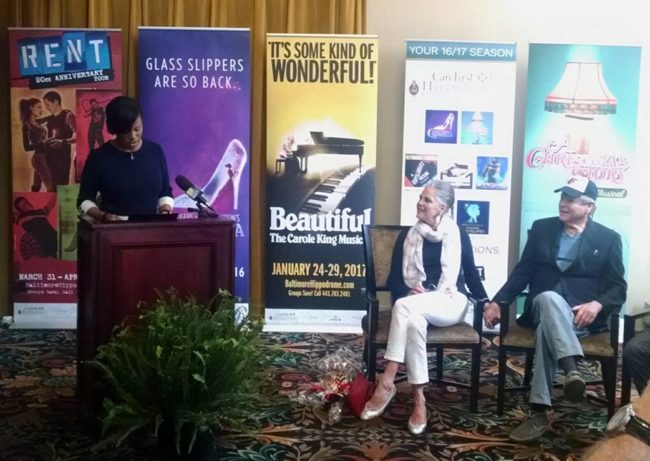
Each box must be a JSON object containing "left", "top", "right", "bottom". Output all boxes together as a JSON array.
[{"left": 76, "top": 217, "right": 235, "bottom": 420}]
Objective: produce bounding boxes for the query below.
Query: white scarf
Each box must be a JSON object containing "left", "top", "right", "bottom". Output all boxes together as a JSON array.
[{"left": 402, "top": 214, "right": 461, "bottom": 295}]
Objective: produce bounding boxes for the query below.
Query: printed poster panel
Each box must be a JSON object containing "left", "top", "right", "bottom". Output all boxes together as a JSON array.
[
  {"left": 9, "top": 28, "right": 122, "bottom": 328},
  {"left": 138, "top": 28, "right": 251, "bottom": 312},
  {"left": 401, "top": 41, "right": 517, "bottom": 310},
  {"left": 265, "top": 34, "right": 378, "bottom": 331},
  {"left": 522, "top": 43, "right": 640, "bottom": 313}
]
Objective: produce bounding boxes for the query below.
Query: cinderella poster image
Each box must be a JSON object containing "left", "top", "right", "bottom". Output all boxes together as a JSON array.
[
  {"left": 521, "top": 43, "right": 641, "bottom": 270},
  {"left": 138, "top": 28, "right": 251, "bottom": 307}
]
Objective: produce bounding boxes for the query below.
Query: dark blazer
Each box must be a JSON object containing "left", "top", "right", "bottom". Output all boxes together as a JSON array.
[
  {"left": 387, "top": 227, "right": 488, "bottom": 303},
  {"left": 492, "top": 217, "right": 627, "bottom": 333}
]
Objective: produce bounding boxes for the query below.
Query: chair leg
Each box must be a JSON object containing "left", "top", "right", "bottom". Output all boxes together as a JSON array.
[
  {"left": 523, "top": 352, "right": 534, "bottom": 387},
  {"left": 436, "top": 347, "right": 443, "bottom": 381},
  {"left": 601, "top": 359, "right": 617, "bottom": 419},
  {"left": 621, "top": 360, "right": 632, "bottom": 406},
  {"left": 366, "top": 341, "right": 377, "bottom": 382},
  {"left": 362, "top": 340, "right": 368, "bottom": 371},
  {"left": 470, "top": 344, "right": 480, "bottom": 413},
  {"left": 497, "top": 346, "right": 507, "bottom": 416}
]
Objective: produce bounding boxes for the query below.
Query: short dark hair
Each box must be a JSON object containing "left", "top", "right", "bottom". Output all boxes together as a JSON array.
[
  {"left": 13, "top": 196, "right": 28, "bottom": 210},
  {"left": 43, "top": 91, "right": 61, "bottom": 104},
  {"left": 105, "top": 96, "right": 141, "bottom": 135}
]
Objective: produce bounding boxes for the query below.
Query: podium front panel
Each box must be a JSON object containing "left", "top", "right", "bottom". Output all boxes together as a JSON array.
[{"left": 77, "top": 218, "right": 235, "bottom": 420}]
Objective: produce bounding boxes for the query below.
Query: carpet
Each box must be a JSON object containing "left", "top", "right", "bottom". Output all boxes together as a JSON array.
[{"left": 0, "top": 328, "right": 624, "bottom": 460}]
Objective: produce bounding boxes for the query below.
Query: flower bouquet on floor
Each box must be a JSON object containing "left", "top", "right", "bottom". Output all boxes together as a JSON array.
[{"left": 294, "top": 347, "right": 373, "bottom": 424}]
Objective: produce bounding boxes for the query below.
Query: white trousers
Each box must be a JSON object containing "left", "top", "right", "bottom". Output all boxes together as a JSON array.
[{"left": 384, "top": 290, "right": 469, "bottom": 384}]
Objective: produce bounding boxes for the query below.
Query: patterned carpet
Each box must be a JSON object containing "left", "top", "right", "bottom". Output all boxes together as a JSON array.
[{"left": 0, "top": 328, "right": 626, "bottom": 460}]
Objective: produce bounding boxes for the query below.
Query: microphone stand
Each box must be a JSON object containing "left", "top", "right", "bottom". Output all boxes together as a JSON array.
[{"left": 188, "top": 201, "right": 218, "bottom": 218}]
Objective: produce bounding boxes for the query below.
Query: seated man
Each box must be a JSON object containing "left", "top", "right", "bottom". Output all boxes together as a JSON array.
[
  {"left": 623, "top": 323, "right": 650, "bottom": 395},
  {"left": 484, "top": 176, "right": 627, "bottom": 442}
]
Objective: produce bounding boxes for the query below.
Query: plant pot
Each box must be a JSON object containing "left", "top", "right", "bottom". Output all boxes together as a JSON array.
[{"left": 156, "top": 422, "right": 219, "bottom": 461}]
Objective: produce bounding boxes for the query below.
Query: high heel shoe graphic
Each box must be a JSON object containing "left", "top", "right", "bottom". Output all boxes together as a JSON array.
[
  {"left": 433, "top": 112, "right": 455, "bottom": 131},
  {"left": 174, "top": 139, "right": 247, "bottom": 210}
]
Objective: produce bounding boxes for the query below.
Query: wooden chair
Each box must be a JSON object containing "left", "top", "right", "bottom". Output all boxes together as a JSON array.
[
  {"left": 496, "top": 302, "right": 620, "bottom": 418},
  {"left": 360, "top": 224, "right": 484, "bottom": 412},
  {"left": 275, "top": 158, "right": 286, "bottom": 173},
  {"left": 621, "top": 308, "right": 650, "bottom": 405}
]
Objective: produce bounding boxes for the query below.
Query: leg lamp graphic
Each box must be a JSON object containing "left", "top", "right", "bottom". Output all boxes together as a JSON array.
[
  {"left": 545, "top": 61, "right": 617, "bottom": 155},
  {"left": 469, "top": 112, "right": 488, "bottom": 144},
  {"left": 175, "top": 139, "right": 247, "bottom": 211}
]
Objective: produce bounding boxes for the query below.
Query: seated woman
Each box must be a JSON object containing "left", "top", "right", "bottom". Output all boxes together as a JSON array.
[
  {"left": 77, "top": 96, "right": 173, "bottom": 221},
  {"left": 360, "top": 179, "right": 488, "bottom": 435}
]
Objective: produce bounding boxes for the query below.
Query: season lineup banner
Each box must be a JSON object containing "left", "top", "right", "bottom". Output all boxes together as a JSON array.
[
  {"left": 401, "top": 40, "right": 517, "bottom": 304},
  {"left": 522, "top": 44, "right": 641, "bottom": 295},
  {"left": 8, "top": 28, "right": 122, "bottom": 328},
  {"left": 138, "top": 28, "right": 251, "bottom": 312},
  {"left": 265, "top": 34, "right": 378, "bottom": 332}
]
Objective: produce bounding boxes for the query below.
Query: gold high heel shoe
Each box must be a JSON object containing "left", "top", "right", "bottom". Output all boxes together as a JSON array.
[{"left": 360, "top": 385, "right": 396, "bottom": 421}]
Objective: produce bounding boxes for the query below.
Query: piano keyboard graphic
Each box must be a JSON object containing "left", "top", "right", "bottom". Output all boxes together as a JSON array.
[{"left": 299, "top": 166, "right": 369, "bottom": 214}]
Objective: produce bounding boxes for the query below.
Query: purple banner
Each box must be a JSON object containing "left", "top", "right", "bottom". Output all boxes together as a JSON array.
[{"left": 138, "top": 27, "right": 251, "bottom": 304}]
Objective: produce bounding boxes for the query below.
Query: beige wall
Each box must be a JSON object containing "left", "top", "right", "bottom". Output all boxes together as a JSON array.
[{"left": 367, "top": 0, "right": 650, "bottom": 313}]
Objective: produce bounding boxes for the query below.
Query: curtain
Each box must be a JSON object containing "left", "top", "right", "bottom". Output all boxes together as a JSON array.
[{"left": 0, "top": 0, "right": 366, "bottom": 316}]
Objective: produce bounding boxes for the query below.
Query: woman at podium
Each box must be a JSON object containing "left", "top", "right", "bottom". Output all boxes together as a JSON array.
[{"left": 77, "top": 96, "right": 174, "bottom": 222}]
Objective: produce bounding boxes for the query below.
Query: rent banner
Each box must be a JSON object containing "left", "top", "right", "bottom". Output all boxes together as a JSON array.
[
  {"left": 138, "top": 27, "right": 251, "bottom": 314},
  {"left": 9, "top": 28, "right": 122, "bottom": 328},
  {"left": 401, "top": 40, "right": 517, "bottom": 310},
  {"left": 265, "top": 34, "right": 378, "bottom": 332},
  {"left": 522, "top": 43, "right": 640, "bottom": 302}
]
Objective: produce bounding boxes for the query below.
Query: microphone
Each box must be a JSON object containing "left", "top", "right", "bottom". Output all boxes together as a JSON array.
[{"left": 175, "top": 175, "right": 216, "bottom": 214}]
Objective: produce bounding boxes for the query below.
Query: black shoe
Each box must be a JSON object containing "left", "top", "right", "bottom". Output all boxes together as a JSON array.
[
  {"left": 509, "top": 411, "right": 549, "bottom": 442},
  {"left": 564, "top": 370, "right": 586, "bottom": 402}
]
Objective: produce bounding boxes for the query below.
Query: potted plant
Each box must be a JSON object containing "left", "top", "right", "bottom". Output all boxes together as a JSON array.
[{"left": 89, "top": 289, "right": 277, "bottom": 459}]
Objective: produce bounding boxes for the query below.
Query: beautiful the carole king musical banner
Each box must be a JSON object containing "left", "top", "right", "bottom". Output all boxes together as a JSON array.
[
  {"left": 138, "top": 27, "right": 251, "bottom": 315},
  {"left": 8, "top": 28, "right": 122, "bottom": 328},
  {"left": 401, "top": 40, "right": 517, "bottom": 317},
  {"left": 521, "top": 43, "right": 641, "bottom": 304},
  {"left": 265, "top": 34, "right": 378, "bottom": 332}
]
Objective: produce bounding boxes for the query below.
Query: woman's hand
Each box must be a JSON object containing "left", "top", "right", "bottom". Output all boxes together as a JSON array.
[
  {"left": 408, "top": 286, "right": 426, "bottom": 296},
  {"left": 483, "top": 301, "right": 501, "bottom": 328},
  {"left": 102, "top": 212, "right": 120, "bottom": 222},
  {"left": 87, "top": 207, "right": 116, "bottom": 223}
]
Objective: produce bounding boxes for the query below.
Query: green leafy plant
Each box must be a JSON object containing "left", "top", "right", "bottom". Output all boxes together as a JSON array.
[{"left": 89, "top": 289, "right": 277, "bottom": 455}]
